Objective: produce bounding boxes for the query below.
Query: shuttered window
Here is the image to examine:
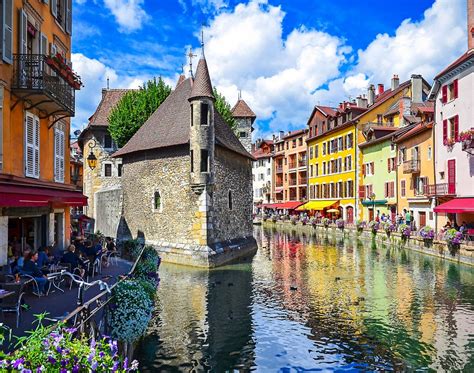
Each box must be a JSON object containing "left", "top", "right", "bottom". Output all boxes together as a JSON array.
[
  {"left": 66, "top": 0, "right": 72, "bottom": 34},
  {"left": 40, "top": 33, "right": 48, "bottom": 56},
  {"left": 25, "top": 112, "right": 40, "bottom": 178},
  {"left": 400, "top": 180, "right": 406, "bottom": 197},
  {"left": 1, "top": 0, "right": 13, "bottom": 63},
  {"left": 51, "top": 0, "right": 57, "bottom": 17},
  {"left": 453, "top": 79, "right": 458, "bottom": 99},
  {"left": 442, "top": 85, "right": 447, "bottom": 104},
  {"left": 19, "top": 9, "right": 27, "bottom": 54},
  {"left": 453, "top": 115, "right": 459, "bottom": 142},
  {"left": 54, "top": 126, "right": 65, "bottom": 182}
]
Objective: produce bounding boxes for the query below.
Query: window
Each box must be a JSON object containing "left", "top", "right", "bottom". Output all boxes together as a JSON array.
[
  {"left": 309, "top": 146, "right": 313, "bottom": 159},
  {"left": 267, "top": 168, "right": 271, "bottom": 175},
  {"left": 104, "top": 163, "right": 112, "bottom": 177},
  {"left": 315, "top": 145, "right": 319, "bottom": 158},
  {"left": 365, "top": 184, "right": 373, "bottom": 198},
  {"left": 338, "top": 137, "right": 343, "bottom": 151},
  {"left": 200, "top": 103, "right": 209, "bottom": 125},
  {"left": 377, "top": 114, "right": 383, "bottom": 124},
  {"left": 298, "top": 137, "right": 303, "bottom": 146},
  {"left": 200, "top": 149, "right": 209, "bottom": 172},
  {"left": 315, "top": 163, "right": 319, "bottom": 176},
  {"left": 323, "top": 162, "right": 326, "bottom": 175},
  {"left": 153, "top": 191, "right": 162, "bottom": 211},
  {"left": 118, "top": 163, "right": 123, "bottom": 177},
  {"left": 442, "top": 80, "right": 458, "bottom": 103},
  {"left": 346, "top": 155, "right": 352, "bottom": 171},
  {"left": 322, "top": 143, "right": 326, "bottom": 155},
  {"left": 427, "top": 147, "right": 432, "bottom": 160},
  {"left": 399, "top": 148, "right": 406, "bottom": 164},
  {"left": 104, "top": 134, "right": 113, "bottom": 149},
  {"left": 346, "top": 133, "right": 353, "bottom": 149},
  {"left": 190, "top": 150, "right": 194, "bottom": 172},
  {"left": 292, "top": 139, "right": 296, "bottom": 148},
  {"left": 310, "top": 165, "right": 313, "bottom": 177},
  {"left": 190, "top": 104, "right": 193, "bottom": 126},
  {"left": 384, "top": 182, "right": 395, "bottom": 198},
  {"left": 25, "top": 112, "right": 40, "bottom": 178},
  {"left": 387, "top": 157, "right": 396, "bottom": 172},
  {"left": 228, "top": 190, "right": 233, "bottom": 210},
  {"left": 54, "top": 125, "right": 65, "bottom": 183},
  {"left": 401, "top": 180, "right": 406, "bottom": 197},
  {"left": 390, "top": 143, "right": 395, "bottom": 152},
  {"left": 415, "top": 176, "right": 428, "bottom": 195},
  {"left": 346, "top": 180, "right": 354, "bottom": 197},
  {"left": 239, "top": 131, "right": 247, "bottom": 138}
]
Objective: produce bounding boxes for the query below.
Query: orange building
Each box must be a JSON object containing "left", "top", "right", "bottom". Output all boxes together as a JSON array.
[
  {"left": 271, "top": 129, "right": 307, "bottom": 211},
  {"left": 0, "top": 0, "right": 85, "bottom": 265}
]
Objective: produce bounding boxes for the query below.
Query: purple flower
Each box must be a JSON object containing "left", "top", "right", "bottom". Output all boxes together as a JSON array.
[
  {"left": 13, "top": 358, "right": 25, "bottom": 369},
  {"left": 123, "top": 357, "right": 129, "bottom": 370},
  {"left": 109, "top": 340, "right": 118, "bottom": 355},
  {"left": 112, "top": 361, "right": 120, "bottom": 372},
  {"left": 36, "top": 367, "right": 43, "bottom": 373},
  {"left": 60, "top": 369, "right": 67, "bottom": 373},
  {"left": 47, "top": 356, "right": 56, "bottom": 364},
  {"left": 64, "top": 327, "right": 77, "bottom": 334},
  {"left": 21, "top": 369, "right": 32, "bottom": 373},
  {"left": 91, "top": 360, "right": 98, "bottom": 371},
  {"left": 72, "top": 365, "right": 80, "bottom": 373}
]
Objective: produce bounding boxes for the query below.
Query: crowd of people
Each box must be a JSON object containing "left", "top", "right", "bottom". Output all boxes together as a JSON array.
[{"left": 5, "top": 236, "right": 117, "bottom": 296}]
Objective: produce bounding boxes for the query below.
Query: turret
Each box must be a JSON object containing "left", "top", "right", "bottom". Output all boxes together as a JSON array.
[
  {"left": 231, "top": 94, "right": 256, "bottom": 153},
  {"left": 188, "top": 56, "right": 215, "bottom": 190}
]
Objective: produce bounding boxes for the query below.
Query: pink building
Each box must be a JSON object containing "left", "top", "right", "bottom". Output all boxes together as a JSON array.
[{"left": 428, "top": 1, "right": 474, "bottom": 229}]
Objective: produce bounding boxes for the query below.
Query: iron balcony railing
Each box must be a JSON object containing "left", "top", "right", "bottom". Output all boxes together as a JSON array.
[
  {"left": 403, "top": 159, "right": 421, "bottom": 174},
  {"left": 299, "top": 178, "right": 307, "bottom": 185},
  {"left": 298, "top": 159, "right": 307, "bottom": 167},
  {"left": 424, "top": 183, "right": 456, "bottom": 196},
  {"left": 276, "top": 166, "right": 283, "bottom": 173},
  {"left": 12, "top": 54, "right": 75, "bottom": 116}
]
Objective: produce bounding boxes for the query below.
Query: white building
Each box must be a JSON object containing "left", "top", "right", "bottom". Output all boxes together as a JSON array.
[
  {"left": 252, "top": 140, "right": 274, "bottom": 211},
  {"left": 428, "top": 3, "right": 474, "bottom": 229}
]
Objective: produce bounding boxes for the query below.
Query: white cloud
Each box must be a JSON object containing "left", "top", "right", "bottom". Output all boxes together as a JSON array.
[
  {"left": 103, "top": 0, "right": 149, "bottom": 33},
  {"left": 71, "top": 53, "right": 150, "bottom": 131},
  {"left": 179, "top": 0, "right": 229, "bottom": 13},
  {"left": 354, "top": 0, "right": 466, "bottom": 86}
]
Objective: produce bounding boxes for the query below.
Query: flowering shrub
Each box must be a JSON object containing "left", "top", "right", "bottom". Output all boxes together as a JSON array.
[
  {"left": 443, "top": 137, "right": 456, "bottom": 147},
  {"left": 419, "top": 226, "right": 435, "bottom": 240},
  {"left": 356, "top": 220, "right": 366, "bottom": 233},
  {"left": 122, "top": 239, "right": 141, "bottom": 260},
  {"left": 301, "top": 217, "right": 309, "bottom": 225},
  {"left": 399, "top": 224, "right": 411, "bottom": 241},
  {"left": 310, "top": 217, "right": 317, "bottom": 227},
  {"left": 445, "top": 228, "right": 463, "bottom": 256},
  {"left": 458, "top": 128, "right": 474, "bottom": 142},
  {"left": 336, "top": 218, "right": 344, "bottom": 231},
  {"left": 368, "top": 220, "right": 380, "bottom": 235},
  {"left": 271, "top": 215, "right": 278, "bottom": 223},
  {"left": 381, "top": 221, "right": 396, "bottom": 237},
  {"left": 322, "top": 217, "right": 330, "bottom": 228},
  {"left": 280, "top": 214, "right": 289, "bottom": 222},
  {"left": 0, "top": 314, "right": 138, "bottom": 372}
]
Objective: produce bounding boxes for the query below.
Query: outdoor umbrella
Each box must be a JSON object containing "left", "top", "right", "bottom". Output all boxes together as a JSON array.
[{"left": 327, "top": 208, "right": 339, "bottom": 213}]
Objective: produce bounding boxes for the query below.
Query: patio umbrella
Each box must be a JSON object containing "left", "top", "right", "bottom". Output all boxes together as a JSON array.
[{"left": 327, "top": 208, "right": 340, "bottom": 213}]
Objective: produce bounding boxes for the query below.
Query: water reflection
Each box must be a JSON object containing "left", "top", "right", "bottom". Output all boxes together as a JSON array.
[{"left": 135, "top": 226, "right": 474, "bottom": 371}]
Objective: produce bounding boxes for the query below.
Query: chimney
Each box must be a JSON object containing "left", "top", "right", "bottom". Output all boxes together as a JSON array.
[
  {"left": 377, "top": 84, "right": 385, "bottom": 95},
  {"left": 468, "top": 0, "right": 474, "bottom": 51},
  {"left": 391, "top": 74, "right": 399, "bottom": 90},
  {"left": 411, "top": 74, "right": 423, "bottom": 103},
  {"left": 356, "top": 96, "right": 368, "bottom": 108},
  {"left": 367, "top": 84, "right": 375, "bottom": 106},
  {"left": 399, "top": 96, "right": 412, "bottom": 127}
]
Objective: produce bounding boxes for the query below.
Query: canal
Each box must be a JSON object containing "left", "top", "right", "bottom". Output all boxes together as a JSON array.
[{"left": 134, "top": 226, "right": 474, "bottom": 371}]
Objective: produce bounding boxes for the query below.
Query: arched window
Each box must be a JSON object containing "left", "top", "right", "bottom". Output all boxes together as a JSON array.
[
  {"left": 228, "top": 190, "right": 233, "bottom": 210},
  {"left": 153, "top": 191, "right": 162, "bottom": 212}
]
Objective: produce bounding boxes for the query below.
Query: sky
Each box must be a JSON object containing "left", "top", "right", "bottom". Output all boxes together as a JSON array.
[{"left": 71, "top": 0, "right": 468, "bottom": 138}]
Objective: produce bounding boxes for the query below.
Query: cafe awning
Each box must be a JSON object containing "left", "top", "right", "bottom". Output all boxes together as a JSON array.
[
  {"left": 296, "top": 200, "right": 338, "bottom": 211},
  {"left": 434, "top": 198, "right": 474, "bottom": 214},
  {"left": 0, "top": 185, "right": 88, "bottom": 207}
]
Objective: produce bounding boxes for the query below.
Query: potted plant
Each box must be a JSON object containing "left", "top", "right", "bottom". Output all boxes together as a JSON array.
[
  {"left": 382, "top": 221, "right": 396, "bottom": 237},
  {"left": 356, "top": 220, "right": 366, "bottom": 234},
  {"left": 445, "top": 228, "right": 463, "bottom": 256},
  {"left": 368, "top": 220, "right": 379, "bottom": 236},
  {"left": 419, "top": 226, "right": 435, "bottom": 247},
  {"left": 336, "top": 218, "right": 344, "bottom": 231},
  {"left": 399, "top": 223, "right": 411, "bottom": 242}
]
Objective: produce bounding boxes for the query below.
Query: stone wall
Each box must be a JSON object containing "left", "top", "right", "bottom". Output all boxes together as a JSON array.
[
  {"left": 235, "top": 117, "right": 252, "bottom": 153},
  {"left": 212, "top": 146, "right": 254, "bottom": 244},
  {"left": 121, "top": 146, "right": 199, "bottom": 246},
  {"left": 95, "top": 186, "right": 123, "bottom": 238}
]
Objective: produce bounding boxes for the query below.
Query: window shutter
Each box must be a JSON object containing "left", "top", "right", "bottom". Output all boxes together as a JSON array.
[
  {"left": 33, "top": 116, "right": 40, "bottom": 178},
  {"left": 454, "top": 115, "right": 459, "bottom": 141},
  {"left": 453, "top": 79, "right": 458, "bottom": 99},
  {"left": 442, "top": 85, "right": 447, "bottom": 104},
  {"left": 40, "top": 33, "right": 48, "bottom": 56},
  {"left": 51, "top": 0, "right": 57, "bottom": 17},
  {"left": 19, "top": 9, "right": 27, "bottom": 54},
  {"left": 66, "top": 0, "right": 72, "bottom": 34},
  {"left": 2, "top": 0, "right": 13, "bottom": 64},
  {"left": 25, "top": 114, "right": 35, "bottom": 177},
  {"left": 54, "top": 127, "right": 64, "bottom": 182},
  {"left": 358, "top": 185, "right": 365, "bottom": 198},
  {"left": 443, "top": 120, "right": 448, "bottom": 144},
  {"left": 371, "top": 162, "right": 374, "bottom": 175},
  {"left": 387, "top": 158, "right": 391, "bottom": 173},
  {"left": 43, "top": 0, "right": 49, "bottom": 4}
]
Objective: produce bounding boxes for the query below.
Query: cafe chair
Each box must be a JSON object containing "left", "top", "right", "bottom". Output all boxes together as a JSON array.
[{"left": 1, "top": 283, "right": 26, "bottom": 328}]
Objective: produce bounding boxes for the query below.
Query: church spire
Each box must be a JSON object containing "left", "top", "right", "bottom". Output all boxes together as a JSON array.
[{"left": 189, "top": 48, "right": 214, "bottom": 101}]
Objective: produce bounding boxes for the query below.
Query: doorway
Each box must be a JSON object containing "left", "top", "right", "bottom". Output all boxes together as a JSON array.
[
  {"left": 368, "top": 208, "right": 374, "bottom": 221},
  {"left": 419, "top": 211, "right": 426, "bottom": 228},
  {"left": 7, "top": 216, "right": 45, "bottom": 253}
]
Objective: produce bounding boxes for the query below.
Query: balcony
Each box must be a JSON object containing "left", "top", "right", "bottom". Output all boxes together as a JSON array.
[
  {"left": 424, "top": 183, "right": 456, "bottom": 196},
  {"left": 299, "top": 177, "right": 307, "bottom": 185},
  {"left": 12, "top": 54, "right": 77, "bottom": 117},
  {"left": 276, "top": 165, "right": 283, "bottom": 173},
  {"left": 403, "top": 159, "right": 420, "bottom": 174},
  {"left": 289, "top": 179, "right": 297, "bottom": 186},
  {"left": 288, "top": 162, "right": 297, "bottom": 170},
  {"left": 298, "top": 159, "right": 307, "bottom": 167}
]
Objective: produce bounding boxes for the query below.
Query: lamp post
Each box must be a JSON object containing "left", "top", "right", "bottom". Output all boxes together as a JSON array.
[
  {"left": 86, "top": 139, "right": 98, "bottom": 170},
  {"left": 370, "top": 192, "right": 376, "bottom": 220}
]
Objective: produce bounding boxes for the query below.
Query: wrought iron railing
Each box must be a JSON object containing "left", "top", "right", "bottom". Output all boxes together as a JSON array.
[
  {"left": 276, "top": 166, "right": 283, "bottom": 173},
  {"left": 424, "top": 183, "right": 456, "bottom": 196},
  {"left": 11, "top": 54, "right": 75, "bottom": 115},
  {"left": 403, "top": 159, "right": 420, "bottom": 174}
]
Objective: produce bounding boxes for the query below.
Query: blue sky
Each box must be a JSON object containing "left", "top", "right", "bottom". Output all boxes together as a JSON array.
[{"left": 71, "top": 0, "right": 468, "bottom": 137}]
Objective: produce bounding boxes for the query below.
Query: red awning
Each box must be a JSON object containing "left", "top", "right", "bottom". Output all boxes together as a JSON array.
[
  {"left": 0, "top": 185, "right": 88, "bottom": 207},
  {"left": 434, "top": 198, "right": 474, "bottom": 214},
  {"left": 278, "top": 201, "right": 303, "bottom": 210}
]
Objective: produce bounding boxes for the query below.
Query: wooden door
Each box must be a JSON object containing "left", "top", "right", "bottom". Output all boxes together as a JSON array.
[
  {"left": 391, "top": 207, "right": 396, "bottom": 223},
  {"left": 447, "top": 159, "right": 456, "bottom": 194},
  {"left": 368, "top": 209, "right": 374, "bottom": 221},
  {"left": 419, "top": 211, "right": 426, "bottom": 228},
  {"left": 347, "top": 206, "right": 354, "bottom": 223}
]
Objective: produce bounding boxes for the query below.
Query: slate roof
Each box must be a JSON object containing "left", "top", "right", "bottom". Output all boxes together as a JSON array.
[
  {"left": 232, "top": 99, "right": 256, "bottom": 118},
  {"left": 113, "top": 77, "right": 252, "bottom": 160},
  {"left": 189, "top": 58, "right": 214, "bottom": 100},
  {"left": 88, "top": 89, "right": 132, "bottom": 127}
]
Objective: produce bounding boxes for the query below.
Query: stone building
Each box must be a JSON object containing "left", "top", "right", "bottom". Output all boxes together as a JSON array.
[
  {"left": 113, "top": 54, "right": 256, "bottom": 267},
  {"left": 252, "top": 140, "right": 274, "bottom": 211},
  {"left": 78, "top": 89, "right": 131, "bottom": 237},
  {"left": 232, "top": 97, "right": 256, "bottom": 153}
]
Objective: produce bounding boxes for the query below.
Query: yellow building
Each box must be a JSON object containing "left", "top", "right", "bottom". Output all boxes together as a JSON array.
[
  {"left": 303, "top": 102, "right": 367, "bottom": 223},
  {"left": 354, "top": 75, "right": 432, "bottom": 221}
]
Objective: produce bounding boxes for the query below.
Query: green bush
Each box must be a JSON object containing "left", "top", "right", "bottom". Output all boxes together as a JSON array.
[{"left": 122, "top": 239, "right": 141, "bottom": 260}]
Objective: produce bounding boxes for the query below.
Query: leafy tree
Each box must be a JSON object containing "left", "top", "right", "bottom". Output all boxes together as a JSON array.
[
  {"left": 108, "top": 77, "right": 172, "bottom": 148},
  {"left": 213, "top": 87, "right": 237, "bottom": 132}
]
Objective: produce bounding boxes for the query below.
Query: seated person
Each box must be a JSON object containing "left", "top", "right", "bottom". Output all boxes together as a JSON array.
[
  {"left": 22, "top": 251, "right": 50, "bottom": 295},
  {"left": 61, "top": 244, "right": 86, "bottom": 277},
  {"left": 36, "top": 247, "right": 51, "bottom": 268},
  {"left": 105, "top": 237, "right": 116, "bottom": 252},
  {"left": 16, "top": 249, "right": 31, "bottom": 272},
  {"left": 74, "top": 236, "right": 86, "bottom": 256}
]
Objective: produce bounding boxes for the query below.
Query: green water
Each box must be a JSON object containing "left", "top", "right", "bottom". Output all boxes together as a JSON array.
[{"left": 135, "top": 226, "right": 474, "bottom": 371}]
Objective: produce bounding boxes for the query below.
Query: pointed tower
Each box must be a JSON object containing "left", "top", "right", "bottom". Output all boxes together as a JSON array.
[
  {"left": 231, "top": 94, "right": 256, "bottom": 153},
  {"left": 188, "top": 54, "right": 215, "bottom": 192}
]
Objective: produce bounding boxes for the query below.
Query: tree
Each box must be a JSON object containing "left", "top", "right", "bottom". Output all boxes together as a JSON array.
[
  {"left": 213, "top": 87, "right": 237, "bottom": 132},
  {"left": 108, "top": 77, "right": 172, "bottom": 148}
]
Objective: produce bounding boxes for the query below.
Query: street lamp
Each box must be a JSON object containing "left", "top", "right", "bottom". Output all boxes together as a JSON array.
[
  {"left": 86, "top": 139, "right": 98, "bottom": 170},
  {"left": 370, "top": 192, "right": 376, "bottom": 219}
]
